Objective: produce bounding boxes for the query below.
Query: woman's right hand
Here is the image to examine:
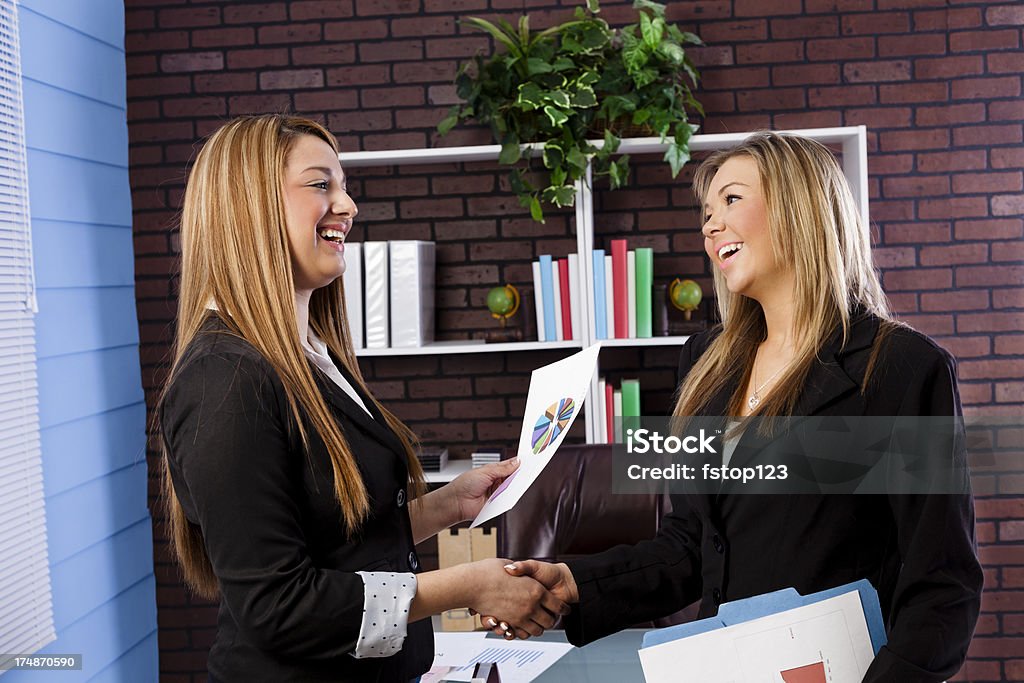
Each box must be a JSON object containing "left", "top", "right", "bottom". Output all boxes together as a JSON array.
[{"left": 465, "top": 558, "right": 570, "bottom": 639}]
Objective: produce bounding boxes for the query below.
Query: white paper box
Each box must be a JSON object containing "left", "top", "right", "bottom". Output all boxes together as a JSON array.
[
  {"left": 364, "top": 241, "right": 390, "bottom": 349},
  {"left": 389, "top": 240, "right": 435, "bottom": 348}
]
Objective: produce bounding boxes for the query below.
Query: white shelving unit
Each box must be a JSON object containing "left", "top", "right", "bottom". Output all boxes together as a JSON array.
[{"left": 340, "top": 126, "right": 870, "bottom": 444}]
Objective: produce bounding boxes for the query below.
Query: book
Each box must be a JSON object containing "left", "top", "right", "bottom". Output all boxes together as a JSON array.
[
  {"left": 592, "top": 249, "right": 607, "bottom": 339},
  {"left": 389, "top": 240, "right": 435, "bottom": 348},
  {"left": 627, "top": 249, "right": 637, "bottom": 339},
  {"left": 567, "top": 253, "right": 582, "bottom": 344},
  {"left": 539, "top": 254, "right": 556, "bottom": 342},
  {"left": 621, "top": 379, "right": 641, "bottom": 433},
  {"left": 532, "top": 260, "right": 546, "bottom": 342},
  {"left": 611, "top": 239, "right": 629, "bottom": 338},
  {"left": 341, "top": 241, "right": 363, "bottom": 349},
  {"left": 635, "top": 247, "right": 654, "bottom": 338},
  {"left": 605, "top": 254, "right": 615, "bottom": 340},
  {"left": 551, "top": 258, "right": 563, "bottom": 342},
  {"left": 597, "top": 376, "right": 607, "bottom": 444},
  {"left": 363, "top": 241, "right": 390, "bottom": 348},
  {"left": 605, "top": 380, "right": 614, "bottom": 446},
  {"left": 613, "top": 389, "right": 623, "bottom": 443},
  {"left": 558, "top": 258, "right": 573, "bottom": 340},
  {"left": 416, "top": 446, "right": 449, "bottom": 472}
]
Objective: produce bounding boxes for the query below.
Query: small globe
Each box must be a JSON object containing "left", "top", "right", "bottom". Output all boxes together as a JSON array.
[
  {"left": 670, "top": 279, "right": 702, "bottom": 312},
  {"left": 487, "top": 285, "right": 517, "bottom": 317}
]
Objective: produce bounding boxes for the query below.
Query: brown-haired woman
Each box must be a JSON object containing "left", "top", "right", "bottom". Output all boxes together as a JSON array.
[
  {"left": 158, "top": 114, "right": 567, "bottom": 682},
  {"left": 497, "top": 132, "right": 983, "bottom": 682}
]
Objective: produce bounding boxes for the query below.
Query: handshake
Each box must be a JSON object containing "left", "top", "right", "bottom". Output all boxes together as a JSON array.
[{"left": 465, "top": 559, "right": 580, "bottom": 641}]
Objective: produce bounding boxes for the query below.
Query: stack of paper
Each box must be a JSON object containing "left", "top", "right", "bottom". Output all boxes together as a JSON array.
[{"left": 471, "top": 451, "right": 502, "bottom": 469}]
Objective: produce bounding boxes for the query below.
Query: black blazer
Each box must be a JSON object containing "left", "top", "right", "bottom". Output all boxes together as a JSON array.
[
  {"left": 563, "top": 312, "right": 983, "bottom": 682},
  {"left": 160, "top": 314, "right": 433, "bottom": 682}
]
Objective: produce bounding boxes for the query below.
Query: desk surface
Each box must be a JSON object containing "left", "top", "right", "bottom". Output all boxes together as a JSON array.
[{"left": 438, "top": 629, "right": 646, "bottom": 682}]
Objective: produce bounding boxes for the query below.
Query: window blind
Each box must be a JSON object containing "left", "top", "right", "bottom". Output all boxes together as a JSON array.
[{"left": 0, "top": 0, "right": 53, "bottom": 669}]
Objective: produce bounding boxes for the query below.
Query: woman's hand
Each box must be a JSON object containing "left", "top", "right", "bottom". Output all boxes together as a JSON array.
[
  {"left": 443, "top": 457, "right": 520, "bottom": 523},
  {"left": 464, "top": 558, "right": 569, "bottom": 639},
  {"left": 479, "top": 560, "right": 579, "bottom": 639}
]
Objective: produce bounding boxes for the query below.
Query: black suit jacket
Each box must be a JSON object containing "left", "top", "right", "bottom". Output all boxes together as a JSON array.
[
  {"left": 160, "top": 314, "right": 433, "bottom": 682},
  {"left": 563, "top": 313, "right": 983, "bottom": 682}
]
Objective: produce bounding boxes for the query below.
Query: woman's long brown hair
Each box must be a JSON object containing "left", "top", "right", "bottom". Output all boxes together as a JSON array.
[{"left": 157, "top": 115, "right": 425, "bottom": 599}]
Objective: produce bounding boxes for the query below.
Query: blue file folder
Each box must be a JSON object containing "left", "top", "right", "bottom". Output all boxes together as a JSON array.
[
  {"left": 592, "top": 249, "right": 607, "bottom": 340},
  {"left": 641, "top": 579, "right": 887, "bottom": 655}
]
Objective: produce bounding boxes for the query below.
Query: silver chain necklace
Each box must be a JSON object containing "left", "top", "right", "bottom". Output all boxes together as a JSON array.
[{"left": 747, "top": 363, "right": 788, "bottom": 410}]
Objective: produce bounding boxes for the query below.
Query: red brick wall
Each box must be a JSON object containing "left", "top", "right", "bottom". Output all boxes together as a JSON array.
[{"left": 126, "top": 1, "right": 1023, "bottom": 680}]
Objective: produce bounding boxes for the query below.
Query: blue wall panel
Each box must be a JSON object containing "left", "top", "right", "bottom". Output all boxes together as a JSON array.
[
  {"left": 32, "top": 221, "right": 135, "bottom": 289},
  {"left": 4, "top": 0, "right": 159, "bottom": 681}
]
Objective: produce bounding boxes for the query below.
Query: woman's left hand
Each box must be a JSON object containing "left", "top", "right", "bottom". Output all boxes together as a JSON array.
[{"left": 444, "top": 457, "right": 520, "bottom": 523}]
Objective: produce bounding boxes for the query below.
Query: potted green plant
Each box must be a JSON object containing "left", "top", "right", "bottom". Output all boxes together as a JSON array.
[{"left": 438, "top": 0, "right": 703, "bottom": 222}]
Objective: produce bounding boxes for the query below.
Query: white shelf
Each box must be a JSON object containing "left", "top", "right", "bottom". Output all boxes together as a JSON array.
[
  {"left": 356, "top": 339, "right": 583, "bottom": 357},
  {"left": 596, "top": 335, "right": 691, "bottom": 348},
  {"left": 423, "top": 459, "right": 473, "bottom": 484},
  {"left": 340, "top": 127, "right": 869, "bottom": 443}
]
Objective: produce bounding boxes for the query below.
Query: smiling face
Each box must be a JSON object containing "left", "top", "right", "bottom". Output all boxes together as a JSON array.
[
  {"left": 282, "top": 134, "right": 357, "bottom": 294},
  {"left": 701, "top": 155, "right": 794, "bottom": 304}
]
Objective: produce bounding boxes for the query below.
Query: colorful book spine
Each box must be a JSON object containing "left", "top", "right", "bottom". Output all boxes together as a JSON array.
[
  {"left": 539, "top": 254, "right": 555, "bottom": 342},
  {"left": 635, "top": 247, "right": 654, "bottom": 338},
  {"left": 532, "top": 260, "right": 546, "bottom": 342},
  {"left": 551, "top": 258, "right": 564, "bottom": 342},
  {"left": 605, "top": 381, "right": 614, "bottom": 446},
  {"left": 592, "top": 250, "right": 607, "bottom": 339},
  {"left": 567, "top": 253, "right": 582, "bottom": 344},
  {"left": 613, "top": 389, "right": 623, "bottom": 443},
  {"left": 611, "top": 239, "right": 629, "bottom": 338},
  {"left": 627, "top": 249, "right": 637, "bottom": 339},
  {"left": 605, "top": 254, "right": 615, "bottom": 340},
  {"left": 621, "top": 379, "right": 641, "bottom": 433},
  {"left": 597, "top": 376, "right": 607, "bottom": 444},
  {"left": 558, "top": 258, "right": 573, "bottom": 340}
]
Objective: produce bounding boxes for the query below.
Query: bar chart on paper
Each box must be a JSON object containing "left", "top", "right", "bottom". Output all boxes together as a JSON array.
[
  {"left": 781, "top": 661, "right": 827, "bottom": 683},
  {"left": 445, "top": 640, "right": 573, "bottom": 682}
]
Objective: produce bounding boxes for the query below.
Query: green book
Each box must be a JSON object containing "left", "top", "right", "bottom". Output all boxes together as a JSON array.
[
  {"left": 621, "top": 379, "right": 641, "bottom": 433},
  {"left": 635, "top": 248, "right": 654, "bottom": 338}
]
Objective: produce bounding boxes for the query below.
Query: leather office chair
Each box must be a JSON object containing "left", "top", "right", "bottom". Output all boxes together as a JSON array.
[{"left": 497, "top": 444, "right": 698, "bottom": 628}]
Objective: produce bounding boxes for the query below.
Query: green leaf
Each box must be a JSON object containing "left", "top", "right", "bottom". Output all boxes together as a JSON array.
[
  {"left": 632, "top": 107, "right": 652, "bottom": 126},
  {"left": 437, "top": 105, "right": 460, "bottom": 136},
  {"left": 640, "top": 13, "right": 664, "bottom": 49},
  {"left": 546, "top": 184, "right": 576, "bottom": 207},
  {"left": 542, "top": 142, "right": 564, "bottom": 169},
  {"left": 509, "top": 169, "right": 532, "bottom": 197},
  {"left": 603, "top": 128, "right": 621, "bottom": 154},
  {"left": 552, "top": 57, "right": 576, "bottom": 72},
  {"left": 544, "top": 105, "right": 569, "bottom": 127},
  {"left": 550, "top": 165, "right": 567, "bottom": 187},
  {"left": 499, "top": 141, "right": 522, "bottom": 165},
  {"left": 462, "top": 17, "right": 522, "bottom": 59},
  {"left": 623, "top": 40, "right": 649, "bottom": 74},
  {"left": 544, "top": 90, "right": 571, "bottom": 108},
  {"left": 566, "top": 146, "right": 587, "bottom": 173},
  {"left": 632, "top": 0, "right": 667, "bottom": 18},
  {"left": 657, "top": 41, "right": 685, "bottom": 65},
  {"left": 633, "top": 66, "right": 658, "bottom": 88},
  {"left": 570, "top": 86, "right": 597, "bottom": 108},
  {"left": 587, "top": 0, "right": 600, "bottom": 13},
  {"left": 603, "top": 94, "right": 636, "bottom": 122},
  {"left": 577, "top": 71, "right": 600, "bottom": 86},
  {"left": 516, "top": 82, "right": 544, "bottom": 110},
  {"left": 530, "top": 196, "right": 544, "bottom": 223},
  {"left": 527, "top": 58, "right": 554, "bottom": 75},
  {"left": 679, "top": 30, "right": 703, "bottom": 46},
  {"left": 664, "top": 140, "right": 690, "bottom": 178}
]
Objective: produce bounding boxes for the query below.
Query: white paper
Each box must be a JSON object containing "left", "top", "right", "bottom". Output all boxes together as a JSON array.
[
  {"left": 471, "top": 344, "right": 602, "bottom": 527},
  {"left": 639, "top": 590, "right": 874, "bottom": 683},
  {"left": 442, "top": 639, "right": 574, "bottom": 683},
  {"left": 627, "top": 250, "right": 637, "bottom": 339},
  {"left": 567, "top": 253, "right": 581, "bottom": 343},
  {"left": 342, "top": 241, "right": 363, "bottom": 349},
  {"left": 532, "top": 260, "right": 545, "bottom": 342},
  {"left": 432, "top": 632, "right": 489, "bottom": 667},
  {"left": 551, "top": 260, "right": 563, "bottom": 342}
]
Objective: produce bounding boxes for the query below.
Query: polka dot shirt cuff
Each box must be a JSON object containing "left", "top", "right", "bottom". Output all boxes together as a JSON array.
[{"left": 351, "top": 571, "right": 417, "bottom": 659}]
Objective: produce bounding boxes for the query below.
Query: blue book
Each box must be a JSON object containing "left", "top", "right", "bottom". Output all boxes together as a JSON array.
[
  {"left": 592, "top": 249, "right": 607, "bottom": 339},
  {"left": 538, "top": 254, "right": 556, "bottom": 341}
]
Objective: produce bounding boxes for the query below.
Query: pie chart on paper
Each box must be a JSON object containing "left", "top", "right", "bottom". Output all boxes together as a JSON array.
[{"left": 531, "top": 398, "right": 575, "bottom": 454}]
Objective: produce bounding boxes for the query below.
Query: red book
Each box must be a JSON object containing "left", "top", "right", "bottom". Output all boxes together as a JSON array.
[
  {"left": 610, "top": 239, "right": 629, "bottom": 338},
  {"left": 558, "top": 258, "right": 573, "bottom": 340},
  {"left": 605, "top": 381, "right": 614, "bottom": 445}
]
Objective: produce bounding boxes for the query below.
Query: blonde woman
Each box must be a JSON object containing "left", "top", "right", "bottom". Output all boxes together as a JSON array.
[
  {"left": 498, "top": 133, "right": 982, "bottom": 681},
  {"left": 158, "top": 115, "right": 566, "bottom": 682}
]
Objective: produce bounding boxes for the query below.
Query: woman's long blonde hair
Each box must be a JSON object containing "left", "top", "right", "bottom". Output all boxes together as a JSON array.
[
  {"left": 158, "top": 114, "right": 425, "bottom": 599},
  {"left": 673, "top": 132, "right": 894, "bottom": 418}
]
